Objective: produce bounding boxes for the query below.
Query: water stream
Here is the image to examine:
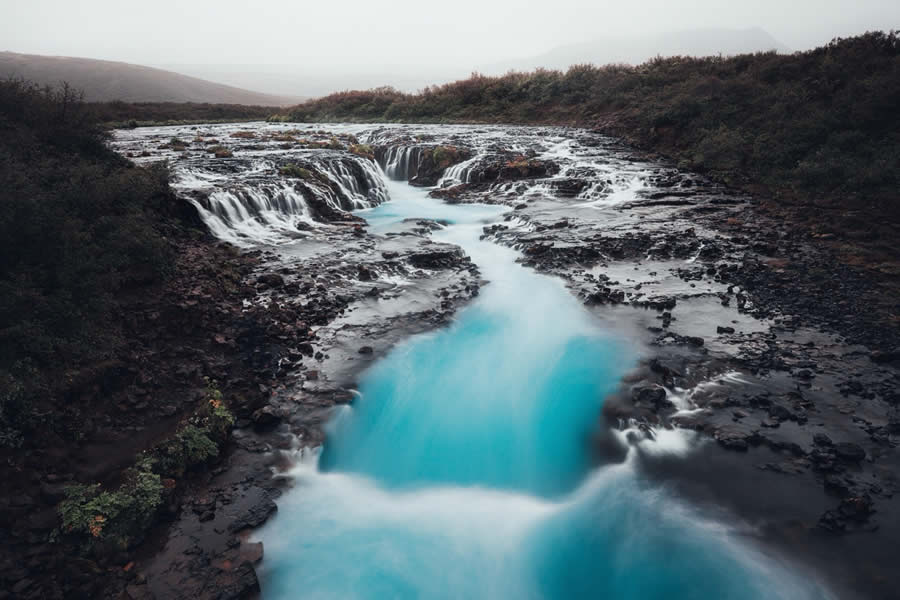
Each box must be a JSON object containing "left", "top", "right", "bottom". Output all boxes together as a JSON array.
[
  {"left": 112, "top": 123, "right": 832, "bottom": 599},
  {"left": 256, "top": 178, "right": 829, "bottom": 599}
]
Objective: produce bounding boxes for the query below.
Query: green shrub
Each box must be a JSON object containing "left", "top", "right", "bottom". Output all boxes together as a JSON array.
[
  {"left": 201, "top": 378, "right": 235, "bottom": 440},
  {"left": 431, "top": 146, "right": 460, "bottom": 168},
  {"left": 58, "top": 459, "right": 163, "bottom": 552},
  {"left": 154, "top": 424, "right": 219, "bottom": 477},
  {"left": 152, "top": 379, "right": 234, "bottom": 477},
  {"left": 276, "top": 31, "right": 900, "bottom": 221},
  {"left": 348, "top": 143, "right": 374, "bottom": 160},
  {"left": 279, "top": 163, "right": 315, "bottom": 180}
]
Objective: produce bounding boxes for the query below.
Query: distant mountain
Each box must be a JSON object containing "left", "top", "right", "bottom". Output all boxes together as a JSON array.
[
  {"left": 484, "top": 28, "right": 791, "bottom": 73},
  {"left": 0, "top": 52, "right": 303, "bottom": 105}
]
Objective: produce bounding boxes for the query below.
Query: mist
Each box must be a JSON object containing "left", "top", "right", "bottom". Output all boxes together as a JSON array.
[{"left": 2, "top": 0, "right": 898, "bottom": 96}]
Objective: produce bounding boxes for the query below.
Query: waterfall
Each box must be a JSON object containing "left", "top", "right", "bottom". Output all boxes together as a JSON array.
[
  {"left": 380, "top": 145, "right": 423, "bottom": 181},
  {"left": 437, "top": 154, "right": 481, "bottom": 187},
  {"left": 175, "top": 154, "right": 389, "bottom": 246}
]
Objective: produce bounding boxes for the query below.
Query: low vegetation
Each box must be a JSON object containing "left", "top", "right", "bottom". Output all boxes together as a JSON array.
[
  {"left": 348, "top": 143, "right": 375, "bottom": 160},
  {"left": 58, "top": 459, "right": 164, "bottom": 552},
  {"left": 279, "top": 163, "right": 316, "bottom": 179},
  {"left": 58, "top": 381, "right": 234, "bottom": 553},
  {"left": 89, "top": 101, "right": 276, "bottom": 128},
  {"left": 276, "top": 31, "right": 900, "bottom": 223},
  {"left": 0, "top": 78, "right": 179, "bottom": 446}
]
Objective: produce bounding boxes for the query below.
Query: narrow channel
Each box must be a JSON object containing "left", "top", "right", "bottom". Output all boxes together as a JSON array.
[{"left": 255, "top": 174, "right": 831, "bottom": 599}]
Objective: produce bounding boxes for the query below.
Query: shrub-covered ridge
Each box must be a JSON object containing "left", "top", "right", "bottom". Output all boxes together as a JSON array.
[{"left": 276, "top": 32, "right": 900, "bottom": 225}]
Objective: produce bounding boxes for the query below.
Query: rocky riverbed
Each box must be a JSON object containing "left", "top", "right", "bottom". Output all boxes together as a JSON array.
[{"left": 16, "top": 121, "right": 891, "bottom": 600}]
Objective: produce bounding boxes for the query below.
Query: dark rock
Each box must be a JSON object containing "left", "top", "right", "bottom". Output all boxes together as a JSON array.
[
  {"left": 834, "top": 442, "right": 866, "bottom": 463},
  {"left": 632, "top": 385, "right": 672, "bottom": 409},
  {"left": 408, "top": 248, "right": 464, "bottom": 269},
  {"left": 715, "top": 429, "right": 751, "bottom": 451},
  {"left": 871, "top": 347, "right": 900, "bottom": 364},
  {"left": 768, "top": 404, "right": 795, "bottom": 422},
  {"left": 813, "top": 433, "right": 834, "bottom": 446},
  {"left": 251, "top": 406, "right": 281, "bottom": 429},
  {"left": 717, "top": 326, "right": 736, "bottom": 334},
  {"left": 649, "top": 358, "right": 683, "bottom": 379},
  {"left": 358, "top": 346, "right": 374, "bottom": 355},
  {"left": 838, "top": 494, "right": 874, "bottom": 521},
  {"left": 229, "top": 492, "right": 277, "bottom": 532},
  {"left": 824, "top": 475, "right": 851, "bottom": 496},
  {"left": 240, "top": 541, "right": 264, "bottom": 565},
  {"left": 214, "top": 561, "right": 261, "bottom": 600},
  {"left": 256, "top": 273, "right": 285, "bottom": 288}
]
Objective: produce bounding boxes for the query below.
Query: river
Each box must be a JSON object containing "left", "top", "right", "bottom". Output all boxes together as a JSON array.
[{"left": 112, "top": 122, "right": 836, "bottom": 600}]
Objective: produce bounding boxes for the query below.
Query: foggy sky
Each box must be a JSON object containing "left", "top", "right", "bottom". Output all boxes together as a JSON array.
[{"left": 2, "top": 0, "right": 898, "bottom": 96}]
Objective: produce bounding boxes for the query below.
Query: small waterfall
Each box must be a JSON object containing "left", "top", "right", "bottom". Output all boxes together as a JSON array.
[
  {"left": 189, "top": 182, "right": 317, "bottom": 246},
  {"left": 380, "top": 145, "right": 423, "bottom": 181},
  {"left": 176, "top": 154, "right": 390, "bottom": 246},
  {"left": 319, "top": 155, "right": 390, "bottom": 208},
  {"left": 437, "top": 154, "right": 481, "bottom": 187}
]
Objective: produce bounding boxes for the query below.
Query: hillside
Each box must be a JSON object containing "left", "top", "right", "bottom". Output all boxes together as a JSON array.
[
  {"left": 485, "top": 27, "right": 790, "bottom": 73},
  {"left": 276, "top": 32, "right": 900, "bottom": 239},
  {"left": 0, "top": 52, "right": 299, "bottom": 105}
]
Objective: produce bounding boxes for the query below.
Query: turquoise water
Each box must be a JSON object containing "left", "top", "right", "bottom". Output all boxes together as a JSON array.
[{"left": 257, "top": 179, "right": 830, "bottom": 599}]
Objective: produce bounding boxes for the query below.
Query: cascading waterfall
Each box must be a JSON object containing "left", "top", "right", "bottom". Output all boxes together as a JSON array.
[
  {"left": 189, "top": 182, "right": 318, "bottom": 246},
  {"left": 437, "top": 154, "right": 482, "bottom": 186},
  {"left": 175, "top": 155, "right": 389, "bottom": 246},
  {"left": 380, "top": 145, "right": 422, "bottom": 181},
  {"left": 318, "top": 155, "right": 390, "bottom": 208}
]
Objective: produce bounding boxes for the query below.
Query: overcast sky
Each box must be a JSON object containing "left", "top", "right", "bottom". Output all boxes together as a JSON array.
[{"left": 2, "top": 0, "right": 897, "bottom": 94}]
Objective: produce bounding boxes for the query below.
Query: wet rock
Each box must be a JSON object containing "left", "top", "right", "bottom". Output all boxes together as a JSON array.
[
  {"left": 768, "top": 404, "right": 795, "bottom": 422},
  {"left": 408, "top": 248, "right": 465, "bottom": 269},
  {"left": 870, "top": 347, "right": 900, "bottom": 364},
  {"left": 251, "top": 406, "right": 281, "bottom": 430},
  {"left": 632, "top": 385, "right": 672, "bottom": 410},
  {"left": 813, "top": 433, "right": 834, "bottom": 446},
  {"left": 714, "top": 429, "right": 753, "bottom": 451},
  {"left": 256, "top": 273, "right": 285, "bottom": 289},
  {"left": 824, "top": 475, "right": 851, "bottom": 496},
  {"left": 810, "top": 448, "right": 837, "bottom": 472},
  {"left": 239, "top": 541, "right": 264, "bottom": 565},
  {"left": 717, "top": 326, "right": 736, "bottom": 334},
  {"left": 547, "top": 178, "right": 589, "bottom": 197},
  {"left": 358, "top": 266, "right": 374, "bottom": 281},
  {"left": 649, "top": 357, "right": 683, "bottom": 380},
  {"left": 834, "top": 442, "right": 866, "bottom": 463},
  {"left": 684, "top": 336, "right": 705, "bottom": 347},
  {"left": 214, "top": 561, "right": 261, "bottom": 600},
  {"left": 358, "top": 346, "right": 374, "bottom": 355},
  {"left": 228, "top": 492, "right": 277, "bottom": 532},
  {"left": 820, "top": 491, "right": 877, "bottom": 532}
]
